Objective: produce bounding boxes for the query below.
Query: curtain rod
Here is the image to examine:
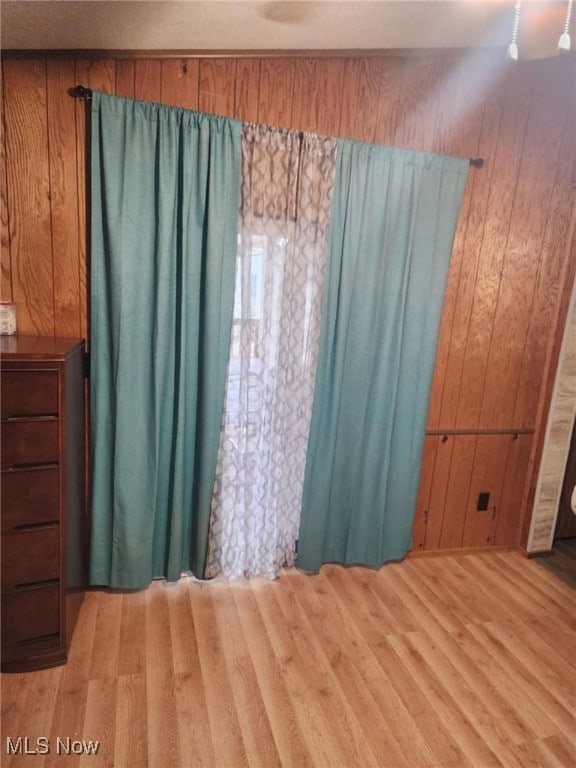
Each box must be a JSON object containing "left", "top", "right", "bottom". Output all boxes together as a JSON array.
[{"left": 70, "top": 86, "right": 484, "bottom": 168}]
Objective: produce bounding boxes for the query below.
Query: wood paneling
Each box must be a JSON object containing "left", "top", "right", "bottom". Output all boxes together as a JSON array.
[
  {"left": 513, "top": 83, "right": 576, "bottom": 429},
  {"left": 3, "top": 60, "right": 54, "bottom": 334},
  {"left": 480, "top": 59, "right": 571, "bottom": 429},
  {"left": 1, "top": 66, "right": 12, "bottom": 302},
  {"left": 338, "top": 58, "right": 385, "bottom": 141},
  {"left": 438, "top": 435, "right": 478, "bottom": 550},
  {"left": 461, "top": 434, "right": 509, "bottom": 548},
  {"left": 160, "top": 59, "right": 199, "bottom": 110},
  {"left": 47, "top": 60, "right": 81, "bottom": 337},
  {"left": 426, "top": 51, "right": 490, "bottom": 429},
  {"left": 1, "top": 51, "right": 574, "bottom": 553},
  {"left": 292, "top": 59, "right": 346, "bottom": 137},
  {"left": 435, "top": 69, "right": 508, "bottom": 431},
  {"left": 198, "top": 58, "right": 236, "bottom": 117},
  {"left": 233, "top": 58, "right": 260, "bottom": 122},
  {"left": 393, "top": 55, "right": 447, "bottom": 151},
  {"left": 74, "top": 59, "right": 116, "bottom": 341},
  {"left": 420, "top": 432, "right": 539, "bottom": 551},
  {"left": 257, "top": 58, "right": 294, "bottom": 127},
  {"left": 455, "top": 63, "right": 535, "bottom": 430},
  {"left": 134, "top": 59, "right": 161, "bottom": 102},
  {"left": 115, "top": 60, "right": 135, "bottom": 99},
  {"left": 411, "top": 435, "right": 437, "bottom": 551},
  {"left": 496, "top": 434, "right": 533, "bottom": 546},
  {"left": 372, "top": 57, "right": 403, "bottom": 146},
  {"left": 423, "top": 435, "right": 454, "bottom": 550}
]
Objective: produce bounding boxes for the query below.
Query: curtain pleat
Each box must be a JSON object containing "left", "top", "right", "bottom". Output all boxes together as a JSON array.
[
  {"left": 89, "top": 92, "right": 242, "bottom": 588},
  {"left": 298, "top": 140, "right": 469, "bottom": 572},
  {"left": 206, "top": 124, "right": 337, "bottom": 579}
]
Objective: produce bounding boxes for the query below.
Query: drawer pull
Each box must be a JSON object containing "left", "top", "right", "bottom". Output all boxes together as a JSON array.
[
  {"left": 16, "top": 633, "right": 59, "bottom": 647},
  {"left": 5, "top": 414, "right": 58, "bottom": 423},
  {"left": 6, "top": 462, "right": 59, "bottom": 473},
  {"left": 13, "top": 578, "right": 59, "bottom": 591},
  {"left": 11, "top": 521, "right": 59, "bottom": 532}
]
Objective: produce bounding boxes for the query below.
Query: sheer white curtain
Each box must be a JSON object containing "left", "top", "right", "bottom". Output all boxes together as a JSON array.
[{"left": 206, "top": 123, "right": 337, "bottom": 579}]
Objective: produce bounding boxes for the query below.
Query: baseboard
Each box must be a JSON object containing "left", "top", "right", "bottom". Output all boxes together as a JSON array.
[
  {"left": 524, "top": 548, "right": 554, "bottom": 559},
  {"left": 407, "top": 545, "right": 518, "bottom": 560}
]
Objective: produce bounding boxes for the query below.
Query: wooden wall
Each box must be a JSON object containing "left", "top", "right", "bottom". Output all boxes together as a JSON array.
[{"left": 1, "top": 52, "right": 574, "bottom": 551}]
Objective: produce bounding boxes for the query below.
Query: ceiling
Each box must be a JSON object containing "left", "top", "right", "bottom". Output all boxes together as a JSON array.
[{"left": 0, "top": 0, "right": 570, "bottom": 56}]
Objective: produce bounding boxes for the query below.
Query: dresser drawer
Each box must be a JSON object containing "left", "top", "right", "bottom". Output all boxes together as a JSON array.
[
  {"left": 1, "top": 466, "right": 60, "bottom": 532},
  {"left": 2, "top": 527, "right": 60, "bottom": 591},
  {"left": 1, "top": 420, "right": 59, "bottom": 470},
  {"left": 1, "top": 370, "right": 59, "bottom": 420},
  {"left": 0, "top": 337, "right": 85, "bottom": 672},
  {"left": 1, "top": 584, "right": 60, "bottom": 647}
]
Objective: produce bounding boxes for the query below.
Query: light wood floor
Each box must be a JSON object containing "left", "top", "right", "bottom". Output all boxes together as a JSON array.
[{"left": 1, "top": 550, "right": 575, "bottom": 768}]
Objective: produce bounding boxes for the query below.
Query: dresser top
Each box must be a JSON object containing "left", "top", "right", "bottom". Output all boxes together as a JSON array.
[{"left": 0, "top": 335, "right": 84, "bottom": 361}]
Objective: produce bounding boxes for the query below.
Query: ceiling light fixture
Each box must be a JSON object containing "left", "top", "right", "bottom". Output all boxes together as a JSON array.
[
  {"left": 507, "top": 0, "right": 522, "bottom": 62},
  {"left": 558, "top": 0, "right": 573, "bottom": 51}
]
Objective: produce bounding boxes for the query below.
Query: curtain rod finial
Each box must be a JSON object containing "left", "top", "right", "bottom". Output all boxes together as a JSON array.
[{"left": 69, "top": 85, "right": 93, "bottom": 100}]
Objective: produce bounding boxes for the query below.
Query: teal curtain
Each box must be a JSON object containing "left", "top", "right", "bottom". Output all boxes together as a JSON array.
[
  {"left": 298, "top": 140, "right": 469, "bottom": 572},
  {"left": 89, "top": 92, "right": 241, "bottom": 588}
]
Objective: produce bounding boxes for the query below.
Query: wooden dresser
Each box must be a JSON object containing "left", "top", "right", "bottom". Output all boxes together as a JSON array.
[{"left": 1, "top": 336, "right": 86, "bottom": 672}]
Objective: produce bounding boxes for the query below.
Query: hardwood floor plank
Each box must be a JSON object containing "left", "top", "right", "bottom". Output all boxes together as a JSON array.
[
  {"left": 145, "top": 583, "right": 180, "bottom": 768},
  {"left": 480, "top": 621, "right": 575, "bottom": 712},
  {"left": 494, "top": 551, "right": 575, "bottom": 609},
  {"left": 166, "top": 579, "right": 200, "bottom": 677},
  {"left": 89, "top": 591, "right": 122, "bottom": 681},
  {"left": 287, "top": 572, "right": 416, "bottom": 767},
  {"left": 166, "top": 581, "right": 215, "bottom": 768},
  {"left": 188, "top": 583, "right": 249, "bottom": 768},
  {"left": 4, "top": 667, "right": 62, "bottom": 768},
  {"left": 211, "top": 582, "right": 281, "bottom": 768},
  {"left": 512, "top": 612, "right": 576, "bottom": 668},
  {"left": 452, "top": 557, "right": 533, "bottom": 625},
  {"left": 406, "top": 630, "right": 533, "bottom": 766},
  {"left": 232, "top": 583, "right": 312, "bottom": 768},
  {"left": 386, "top": 633, "right": 503, "bottom": 767},
  {"left": 456, "top": 623, "right": 560, "bottom": 740},
  {"left": 465, "top": 554, "right": 574, "bottom": 628},
  {"left": 118, "top": 590, "right": 146, "bottom": 677},
  {"left": 354, "top": 564, "right": 421, "bottom": 634},
  {"left": 79, "top": 678, "right": 116, "bottom": 767},
  {"left": 9, "top": 712, "right": 52, "bottom": 768},
  {"left": 299, "top": 571, "right": 439, "bottom": 767},
  {"left": 323, "top": 566, "right": 469, "bottom": 767},
  {"left": 534, "top": 734, "right": 576, "bottom": 767},
  {"left": 1, "top": 674, "right": 27, "bottom": 743},
  {"left": 397, "top": 559, "right": 469, "bottom": 633},
  {"left": 255, "top": 574, "right": 379, "bottom": 767},
  {"left": 2, "top": 551, "right": 574, "bottom": 768},
  {"left": 114, "top": 674, "right": 149, "bottom": 768},
  {"left": 44, "top": 590, "right": 98, "bottom": 767},
  {"left": 404, "top": 619, "right": 537, "bottom": 746},
  {"left": 415, "top": 557, "right": 495, "bottom": 624},
  {"left": 497, "top": 550, "right": 575, "bottom": 602},
  {"left": 512, "top": 739, "right": 563, "bottom": 768},
  {"left": 376, "top": 561, "right": 462, "bottom": 637},
  {"left": 467, "top": 622, "right": 574, "bottom": 734}
]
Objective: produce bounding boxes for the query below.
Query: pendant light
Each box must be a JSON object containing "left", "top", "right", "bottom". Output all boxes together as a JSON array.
[
  {"left": 558, "top": 0, "right": 573, "bottom": 51},
  {"left": 507, "top": 0, "right": 522, "bottom": 61}
]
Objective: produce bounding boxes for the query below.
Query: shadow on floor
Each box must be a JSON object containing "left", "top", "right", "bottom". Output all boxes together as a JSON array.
[{"left": 533, "top": 537, "right": 576, "bottom": 589}]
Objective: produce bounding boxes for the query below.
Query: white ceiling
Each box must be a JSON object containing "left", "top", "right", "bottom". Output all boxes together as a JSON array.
[{"left": 0, "top": 0, "right": 570, "bottom": 55}]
